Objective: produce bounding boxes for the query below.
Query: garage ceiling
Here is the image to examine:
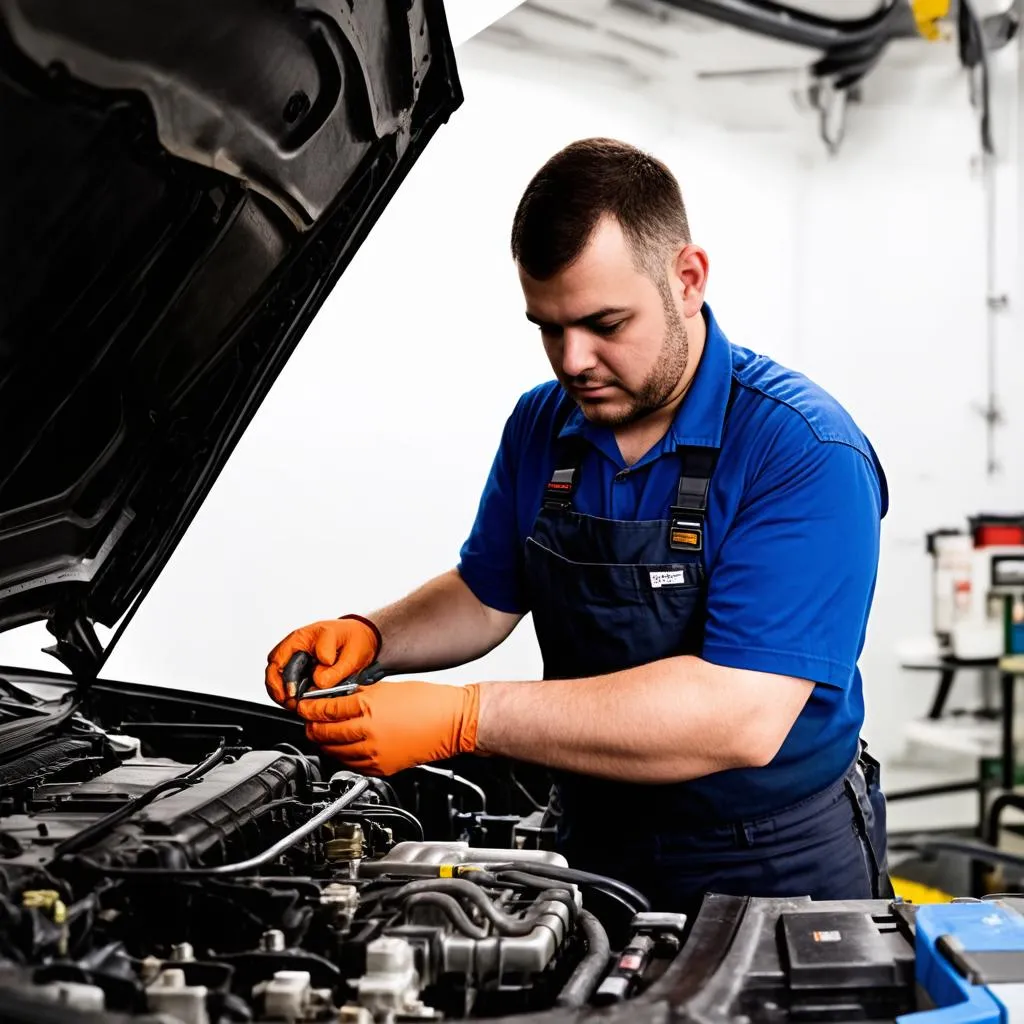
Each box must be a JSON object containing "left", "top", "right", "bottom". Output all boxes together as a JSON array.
[{"left": 467, "top": 0, "right": 1012, "bottom": 137}]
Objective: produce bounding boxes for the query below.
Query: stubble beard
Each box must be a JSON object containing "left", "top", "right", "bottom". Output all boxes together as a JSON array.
[{"left": 577, "top": 288, "right": 689, "bottom": 428}]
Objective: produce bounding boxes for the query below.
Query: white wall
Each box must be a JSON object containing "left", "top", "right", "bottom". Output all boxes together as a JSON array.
[
  {"left": 1, "top": 34, "right": 1019, "bottom": 776},
  {"left": 788, "top": 46, "right": 1023, "bottom": 759},
  {"left": 443, "top": 0, "right": 525, "bottom": 47}
]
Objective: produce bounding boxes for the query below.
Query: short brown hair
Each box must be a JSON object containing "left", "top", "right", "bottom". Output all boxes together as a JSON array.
[{"left": 510, "top": 137, "right": 691, "bottom": 281}]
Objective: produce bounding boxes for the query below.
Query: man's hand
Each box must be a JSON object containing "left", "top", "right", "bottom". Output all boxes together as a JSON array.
[
  {"left": 295, "top": 681, "right": 480, "bottom": 776},
  {"left": 265, "top": 615, "right": 381, "bottom": 709}
]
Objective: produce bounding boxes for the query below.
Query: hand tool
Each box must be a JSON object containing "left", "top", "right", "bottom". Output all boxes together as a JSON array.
[{"left": 283, "top": 651, "right": 385, "bottom": 701}]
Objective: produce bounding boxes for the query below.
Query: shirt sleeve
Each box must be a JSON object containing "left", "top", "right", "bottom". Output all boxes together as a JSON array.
[
  {"left": 456, "top": 400, "right": 530, "bottom": 615},
  {"left": 701, "top": 424, "right": 882, "bottom": 688}
]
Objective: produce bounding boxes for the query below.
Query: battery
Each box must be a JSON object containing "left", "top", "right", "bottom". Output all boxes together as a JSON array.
[{"left": 782, "top": 912, "right": 911, "bottom": 990}]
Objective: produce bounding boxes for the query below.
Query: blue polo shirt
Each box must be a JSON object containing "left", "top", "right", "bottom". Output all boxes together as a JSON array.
[{"left": 457, "top": 304, "right": 886, "bottom": 804}]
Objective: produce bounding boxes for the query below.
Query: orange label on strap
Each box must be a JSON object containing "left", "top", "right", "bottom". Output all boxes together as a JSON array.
[{"left": 671, "top": 530, "right": 700, "bottom": 547}]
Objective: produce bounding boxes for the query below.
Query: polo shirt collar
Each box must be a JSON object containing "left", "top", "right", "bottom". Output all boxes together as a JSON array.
[{"left": 557, "top": 303, "right": 734, "bottom": 465}]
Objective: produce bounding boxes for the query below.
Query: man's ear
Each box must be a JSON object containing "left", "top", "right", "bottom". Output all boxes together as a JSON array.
[{"left": 673, "top": 244, "right": 709, "bottom": 319}]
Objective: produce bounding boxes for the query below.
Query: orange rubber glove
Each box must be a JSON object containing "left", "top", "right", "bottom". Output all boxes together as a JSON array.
[
  {"left": 295, "top": 681, "right": 481, "bottom": 776},
  {"left": 265, "top": 615, "right": 381, "bottom": 710}
]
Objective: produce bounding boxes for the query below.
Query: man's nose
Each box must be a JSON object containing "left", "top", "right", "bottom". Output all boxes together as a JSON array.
[{"left": 561, "top": 328, "right": 597, "bottom": 379}]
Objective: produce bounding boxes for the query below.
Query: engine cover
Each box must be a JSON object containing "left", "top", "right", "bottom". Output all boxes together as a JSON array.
[{"left": 3, "top": 750, "right": 310, "bottom": 869}]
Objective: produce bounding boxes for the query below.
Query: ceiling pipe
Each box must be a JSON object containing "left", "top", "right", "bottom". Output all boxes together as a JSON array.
[
  {"left": 657, "top": 0, "right": 1020, "bottom": 154},
  {"left": 656, "top": 0, "right": 915, "bottom": 51}
]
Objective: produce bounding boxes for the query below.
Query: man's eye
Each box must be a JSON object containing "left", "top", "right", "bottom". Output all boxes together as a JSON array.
[{"left": 593, "top": 321, "right": 624, "bottom": 337}]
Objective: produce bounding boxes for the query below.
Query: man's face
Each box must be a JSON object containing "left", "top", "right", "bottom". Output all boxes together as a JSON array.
[{"left": 519, "top": 216, "right": 688, "bottom": 427}]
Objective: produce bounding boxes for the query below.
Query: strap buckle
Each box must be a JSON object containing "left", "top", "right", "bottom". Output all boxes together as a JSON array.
[
  {"left": 669, "top": 508, "right": 704, "bottom": 552},
  {"left": 669, "top": 445, "right": 717, "bottom": 553},
  {"left": 543, "top": 466, "right": 578, "bottom": 510}
]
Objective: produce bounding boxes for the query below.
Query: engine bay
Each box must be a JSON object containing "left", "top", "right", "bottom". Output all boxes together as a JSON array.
[
  {"left": 0, "top": 673, "right": 697, "bottom": 1024},
  {"left": 0, "top": 670, "right": 942, "bottom": 1024}
]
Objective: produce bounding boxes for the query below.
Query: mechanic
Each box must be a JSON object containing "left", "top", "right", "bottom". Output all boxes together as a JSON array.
[{"left": 265, "top": 137, "right": 893, "bottom": 915}]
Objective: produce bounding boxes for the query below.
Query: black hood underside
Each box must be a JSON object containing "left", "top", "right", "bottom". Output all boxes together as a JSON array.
[{"left": 0, "top": 0, "right": 462, "bottom": 676}]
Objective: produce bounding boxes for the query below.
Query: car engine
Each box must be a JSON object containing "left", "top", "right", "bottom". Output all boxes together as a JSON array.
[{"left": 0, "top": 688, "right": 687, "bottom": 1024}]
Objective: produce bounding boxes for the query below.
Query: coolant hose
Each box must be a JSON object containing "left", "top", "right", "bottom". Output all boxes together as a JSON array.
[
  {"left": 391, "top": 878, "right": 559, "bottom": 937},
  {"left": 556, "top": 909, "right": 610, "bottom": 1008},
  {"left": 499, "top": 861, "right": 651, "bottom": 914},
  {"left": 403, "top": 892, "right": 489, "bottom": 939},
  {"left": 497, "top": 871, "right": 579, "bottom": 920}
]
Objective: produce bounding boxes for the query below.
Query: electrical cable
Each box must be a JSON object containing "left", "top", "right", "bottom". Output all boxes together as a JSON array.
[
  {"left": 249, "top": 798, "right": 301, "bottom": 820},
  {"left": 347, "top": 803, "right": 424, "bottom": 841},
  {"left": 347, "top": 812, "right": 422, "bottom": 843},
  {"left": 511, "top": 775, "right": 547, "bottom": 813},
  {"left": 413, "top": 765, "right": 487, "bottom": 810},
  {"left": 54, "top": 739, "right": 230, "bottom": 858},
  {"left": 359, "top": 778, "right": 400, "bottom": 806}
]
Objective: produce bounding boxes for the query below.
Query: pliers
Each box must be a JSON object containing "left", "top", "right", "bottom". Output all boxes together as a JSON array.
[{"left": 284, "top": 650, "right": 386, "bottom": 701}]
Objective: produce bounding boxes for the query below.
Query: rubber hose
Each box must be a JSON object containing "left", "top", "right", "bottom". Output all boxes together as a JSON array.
[
  {"left": 498, "top": 862, "right": 650, "bottom": 913},
  {"left": 403, "top": 892, "right": 489, "bottom": 939},
  {"left": 348, "top": 803, "right": 424, "bottom": 840},
  {"left": 391, "top": 878, "right": 551, "bottom": 937},
  {"left": 556, "top": 910, "right": 611, "bottom": 1008},
  {"left": 497, "top": 871, "right": 579, "bottom": 920}
]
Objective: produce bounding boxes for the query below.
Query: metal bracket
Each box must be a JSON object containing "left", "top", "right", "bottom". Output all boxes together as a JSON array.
[
  {"left": 810, "top": 80, "right": 849, "bottom": 155},
  {"left": 43, "top": 611, "right": 103, "bottom": 682}
]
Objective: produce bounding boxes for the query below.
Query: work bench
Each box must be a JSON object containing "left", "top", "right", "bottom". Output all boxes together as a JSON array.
[{"left": 889, "top": 653, "right": 1024, "bottom": 895}]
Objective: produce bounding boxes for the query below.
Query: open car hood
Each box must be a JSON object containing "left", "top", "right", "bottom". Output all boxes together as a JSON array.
[{"left": 0, "top": 0, "right": 462, "bottom": 677}]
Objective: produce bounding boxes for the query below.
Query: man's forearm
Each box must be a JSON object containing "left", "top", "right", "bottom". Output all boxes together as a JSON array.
[
  {"left": 475, "top": 656, "right": 814, "bottom": 783},
  {"left": 368, "top": 569, "right": 521, "bottom": 674}
]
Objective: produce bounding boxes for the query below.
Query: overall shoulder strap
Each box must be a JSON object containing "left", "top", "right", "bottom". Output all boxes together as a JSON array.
[
  {"left": 669, "top": 447, "right": 718, "bottom": 552},
  {"left": 667, "top": 377, "right": 740, "bottom": 551},
  {"left": 543, "top": 397, "right": 586, "bottom": 511}
]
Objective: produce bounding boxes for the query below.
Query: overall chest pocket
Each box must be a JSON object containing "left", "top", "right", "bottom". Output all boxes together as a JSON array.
[
  {"left": 524, "top": 537, "right": 706, "bottom": 675},
  {"left": 524, "top": 536, "right": 704, "bottom": 602}
]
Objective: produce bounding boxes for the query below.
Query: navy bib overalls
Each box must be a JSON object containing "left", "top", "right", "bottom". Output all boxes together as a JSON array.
[{"left": 522, "top": 417, "right": 893, "bottom": 918}]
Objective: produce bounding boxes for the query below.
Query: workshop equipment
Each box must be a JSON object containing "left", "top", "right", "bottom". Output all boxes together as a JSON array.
[
  {"left": 283, "top": 651, "right": 384, "bottom": 701},
  {"left": 1006, "top": 598, "right": 1024, "bottom": 657},
  {"left": 926, "top": 515, "right": 1024, "bottom": 660},
  {"left": 928, "top": 529, "right": 974, "bottom": 652}
]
